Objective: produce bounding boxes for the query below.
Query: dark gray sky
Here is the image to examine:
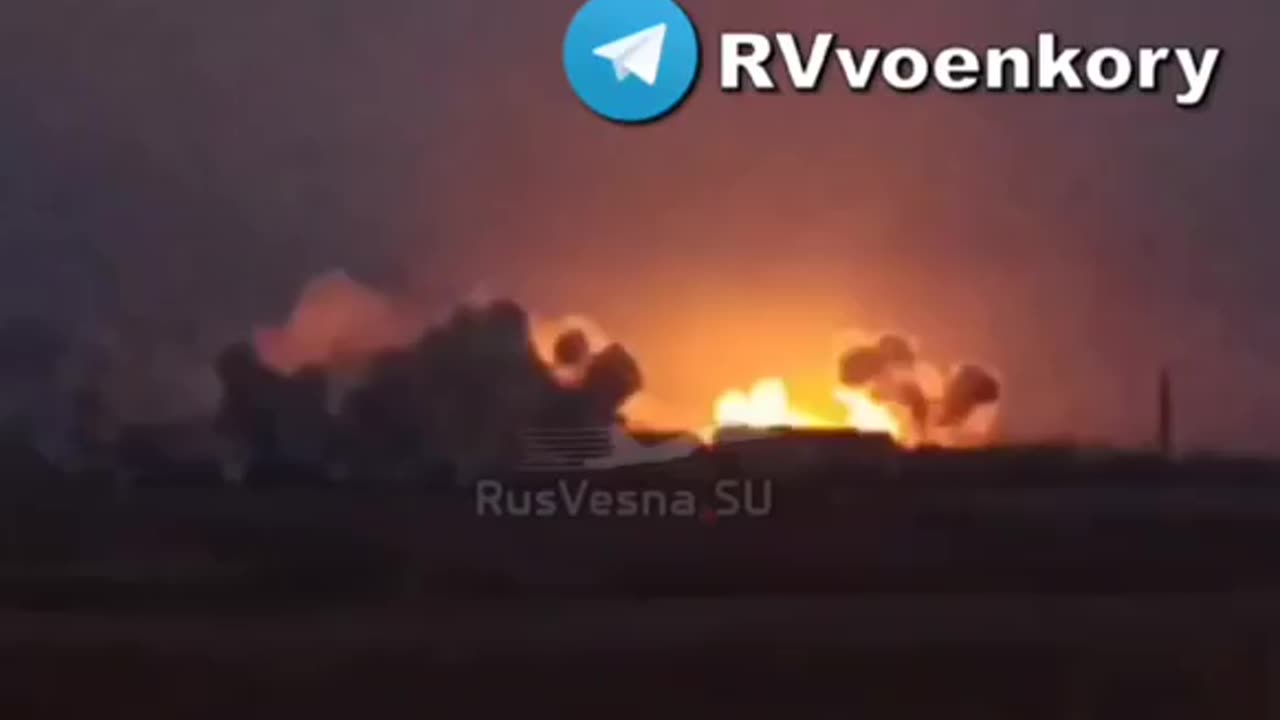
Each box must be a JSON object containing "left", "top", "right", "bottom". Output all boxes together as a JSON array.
[{"left": 1, "top": 0, "right": 1277, "bottom": 452}]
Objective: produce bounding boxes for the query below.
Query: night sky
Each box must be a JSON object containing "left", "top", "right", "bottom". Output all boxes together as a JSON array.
[{"left": 1, "top": 0, "right": 1276, "bottom": 453}]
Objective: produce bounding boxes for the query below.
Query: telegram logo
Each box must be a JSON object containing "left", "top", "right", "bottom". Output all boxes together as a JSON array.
[{"left": 563, "top": 0, "right": 700, "bottom": 124}]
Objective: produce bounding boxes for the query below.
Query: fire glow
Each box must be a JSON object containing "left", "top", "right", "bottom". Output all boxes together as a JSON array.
[
  {"left": 254, "top": 273, "right": 1002, "bottom": 457},
  {"left": 711, "top": 377, "right": 905, "bottom": 443}
]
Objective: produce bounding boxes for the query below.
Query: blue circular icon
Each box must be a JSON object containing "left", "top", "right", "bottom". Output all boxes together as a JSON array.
[{"left": 563, "top": 0, "right": 701, "bottom": 124}]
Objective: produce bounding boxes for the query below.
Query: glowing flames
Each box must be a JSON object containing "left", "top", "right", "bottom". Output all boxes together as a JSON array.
[
  {"left": 712, "top": 377, "right": 903, "bottom": 442},
  {"left": 255, "top": 271, "right": 1000, "bottom": 452},
  {"left": 715, "top": 379, "right": 827, "bottom": 428},
  {"left": 834, "top": 386, "right": 903, "bottom": 438}
]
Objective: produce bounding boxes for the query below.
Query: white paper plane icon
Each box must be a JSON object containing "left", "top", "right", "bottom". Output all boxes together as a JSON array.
[{"left": 592, "top": 23, "right": 668, "bottom": 86}]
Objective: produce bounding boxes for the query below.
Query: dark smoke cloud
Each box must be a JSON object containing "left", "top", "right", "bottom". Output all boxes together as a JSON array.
[
  {"left": 890, "top": 379, "right": 930, "bottom": 429},
  {"left": 837, "top": 333, "right": 1001, "bottom": 442},
  {"left": 839, "top": 347, "right": 886, "bottom": 387},
  {"left": 839, "top": 334, "right": 916, "bottom": 386},
  {"left": 552, "top": 328, "right": 591, "bottom": 367},
  {"left": 939, "top": 365, "right": 1002, "bottom": 428},
  {"left": 876, "top": 335, "right": 916, "bottom": 368},
  {"left": 214, "top": 297, "right": 646, "bottom": 480},
  {"left": 575, "top": 343, "right": 643, "bottom": 419},
  {"left": 215, "top": 343, "right": 301, "bottom": 457}
]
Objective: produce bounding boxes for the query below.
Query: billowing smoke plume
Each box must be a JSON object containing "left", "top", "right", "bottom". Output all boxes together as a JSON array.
[
  {"left": 838, "top": 333, "right": 1001, "bottom": 445},
  {"left": 839, "top": 334, "right": 917, "bottom": 385},
  {"left": 939, "top": 364, "right": 1001, "bottom": 428},
  {"left": 0, "top": 265, "right": 1004, "bottom": 479},
  {"left": 552, "top": 328, "right": 591, "bottom": 367},
  {"left": 252, "top": 270, "right": 428, "bottom": 375},
  {"left": 219, "top": 284, "right": 646, "bottom": 480}
]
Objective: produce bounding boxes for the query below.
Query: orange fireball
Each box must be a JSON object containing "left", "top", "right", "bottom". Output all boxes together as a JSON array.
[{"left": 710, "top": 377, "right": 903, "bottom": 442}]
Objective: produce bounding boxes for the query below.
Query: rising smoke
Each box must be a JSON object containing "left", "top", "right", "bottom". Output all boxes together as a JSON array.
[
  {"left": 838, "top": 333, "right": 1001, "bottom": 445},
  {"left": 939, "top": 364, "right": 1003, "bottom": 428},
  {"left": 252, "top": 270, "right": 428, "bottom": 375},
  {"left": 552, "top": 327, "right": 591, "bottom": 367},
  {"left": 0, "top": 270, "right": 1003, "bottom": 478},
  {"left": 218, "top": 277, "right": 646, "bottom": 479}
]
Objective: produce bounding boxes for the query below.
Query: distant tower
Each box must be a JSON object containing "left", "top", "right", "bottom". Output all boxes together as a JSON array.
[{"left": 1158, "top": 368, "right": 1173, "bottom": 457}]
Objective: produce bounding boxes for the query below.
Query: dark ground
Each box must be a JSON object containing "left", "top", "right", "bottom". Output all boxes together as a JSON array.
[
  {"left": 3, "top": 595, "right": 1280, "bottom": 718},
  {"left": 5, "top": 463, "right": 1280, "bottom": 718}
]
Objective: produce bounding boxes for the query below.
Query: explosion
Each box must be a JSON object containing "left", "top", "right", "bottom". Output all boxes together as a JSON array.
[
  {"left": 708, "top": 333, "right": 1001, "bottom": 448},
  {"left": 247, "top": 272, "right": 1002, "bottom": 469},
  {"left": 712, "top": 378, "right": 903, "bottom": 441},
  {"left": 0, "top": 267, "right": 1004, "bottom": 481}
]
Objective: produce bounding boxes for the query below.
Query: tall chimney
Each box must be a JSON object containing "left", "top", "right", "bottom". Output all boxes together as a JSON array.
[{"left": 1158, "top": 368, "right": 1173, "bottom": 457}]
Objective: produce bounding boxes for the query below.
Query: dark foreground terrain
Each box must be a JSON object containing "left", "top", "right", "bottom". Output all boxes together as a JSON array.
[
  {"left": 6, "top": 466, "right": 1280, "bottom": 718},
  {"left": 4, "top": 595, "right": 1280, "bottom": 718}
]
